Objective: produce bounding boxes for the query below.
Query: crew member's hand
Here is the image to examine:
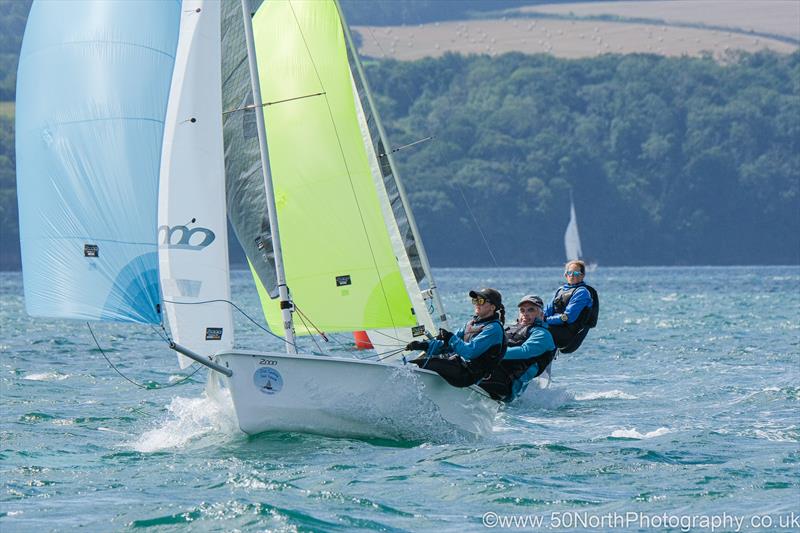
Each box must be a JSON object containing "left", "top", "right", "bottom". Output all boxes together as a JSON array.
[
  {"left": 437, "top": 328, "right": 454, "bottom": 344},
  {"left": 405, "top": 340, "right": 429, "bottom": 351}
]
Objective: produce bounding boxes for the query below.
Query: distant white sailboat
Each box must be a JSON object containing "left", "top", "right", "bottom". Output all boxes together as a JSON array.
[{"left": 564, "top": 197, "right": 597, "bottom": 272}]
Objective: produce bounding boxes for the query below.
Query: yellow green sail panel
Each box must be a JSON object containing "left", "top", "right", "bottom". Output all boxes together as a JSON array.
[{"left": 251, "top": 0, "right": 417, "bottom": 335}]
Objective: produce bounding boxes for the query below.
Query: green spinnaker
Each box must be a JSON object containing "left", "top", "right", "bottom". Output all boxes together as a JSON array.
[{"left": 250, "top": 0, "right": 417, "bottom": 336}]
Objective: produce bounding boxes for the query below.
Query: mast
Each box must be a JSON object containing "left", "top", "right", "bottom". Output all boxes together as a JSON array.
[
  {"left": 240, "top": 0, "right": 296, "bottom": 354},
  {"left": 333, "top": 0, "right": 449, "bottom": 330}
]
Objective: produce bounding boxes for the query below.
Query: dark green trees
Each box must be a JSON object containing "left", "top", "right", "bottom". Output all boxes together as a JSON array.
[{"left": 366, "top": 50, "right": 800, "bottom": 265}]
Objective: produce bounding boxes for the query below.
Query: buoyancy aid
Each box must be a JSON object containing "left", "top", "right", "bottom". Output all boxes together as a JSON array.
[
  {"left": 461, "top": 315, "right": 507, "bottom": 380},
  {"left": 501, "top": 322, "right": 556, "bottom": 380},
  {"left": 550, "top": 283, "right": 599, "bottom": 353},
  {"left": 553, "top": 283, "right": 600, "bottom": 331},
  {"left": 506, "top": 322, "right": 533, "bottom": 347}
]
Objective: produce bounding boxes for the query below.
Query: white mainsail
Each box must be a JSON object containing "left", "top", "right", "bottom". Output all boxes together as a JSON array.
[{"left": 158, "top": 0, "right": 234, "bottom": 367}]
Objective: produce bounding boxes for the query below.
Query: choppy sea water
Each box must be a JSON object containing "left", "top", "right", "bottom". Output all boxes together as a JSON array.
[{"left": 1, "top": 266, "right": 798, "bottom": 532}]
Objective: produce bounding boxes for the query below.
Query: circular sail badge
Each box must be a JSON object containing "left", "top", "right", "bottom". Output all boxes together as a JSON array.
[{"left": 253, "top": 367, "right": 283, "bottom": 395}]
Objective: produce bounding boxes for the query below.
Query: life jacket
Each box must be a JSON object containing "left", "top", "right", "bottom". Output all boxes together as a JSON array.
[
  {"left": 505, "top": 322, "right": 533, "bottom": 347},
  {"left": 553, "top": 283, "right": 599, "bottom": 329},
  {"left": 551, "top": 283, "right": 599, "bottom": 354},
  {"left": 500, "top": 321, "right": 556, "bottom": 380},
  {"left": 461, "top": 315, "right": 507, "bottom": 380}
]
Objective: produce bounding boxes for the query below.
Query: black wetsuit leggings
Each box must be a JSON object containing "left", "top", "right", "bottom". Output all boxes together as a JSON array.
[
  {"left": 548, "top": 324, "right": 575, "bottom": 347},
  {"left": 412, "top": 357, "right": 477, "bottom": 387},
  {"left": 549, "top": 324, "right": 589, "bottom": 354},
  {"left": 477, "top": 372, "right": 512, "bottom": 401}
]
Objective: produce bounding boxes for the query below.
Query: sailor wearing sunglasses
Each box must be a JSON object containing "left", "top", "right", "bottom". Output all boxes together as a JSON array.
[
  {"left": 479, "top": 294, "right": 556, "bottom": 402},
  {"left": 543, "top": 260, "right": 599, "bottom": 353},
  {"left": 406, "top": 288, "right": 507, "bottom": 388}
]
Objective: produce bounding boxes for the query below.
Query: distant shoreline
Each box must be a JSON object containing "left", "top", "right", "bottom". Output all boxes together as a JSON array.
[{"left": 2, "top": 264, "right": 799, "bottom": 273}]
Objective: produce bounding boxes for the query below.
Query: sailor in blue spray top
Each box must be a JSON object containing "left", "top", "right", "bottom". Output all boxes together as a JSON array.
[
  {"left": 544, "top": 260, "right": 599, "bottom": 353},
  {"left": 480, "top": 294, "right": 556, "bottom": 402},
  {"left": 406, "top": 288, "right": 506, "bottom": 388}
]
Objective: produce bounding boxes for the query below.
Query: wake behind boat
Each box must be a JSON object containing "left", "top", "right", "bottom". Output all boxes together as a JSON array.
[{"left": 16, "top": 0, "right": 499, "bottom": 440}]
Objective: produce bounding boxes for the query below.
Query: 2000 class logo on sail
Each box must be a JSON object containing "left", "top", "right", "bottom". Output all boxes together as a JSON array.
[{"left": 158, "top": 224, "right": 215, "bottom": 250}]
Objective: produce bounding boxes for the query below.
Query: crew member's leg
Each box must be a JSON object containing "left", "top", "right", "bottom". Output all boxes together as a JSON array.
[
  {"left": 477, "top": 372, "right": 511, "bottom": 401},
  {"left": 409, "top": 357, "right": 475, "bottom": 387},
  {"left": 548, "top": 324, "right": 574, "bottom": 349}
]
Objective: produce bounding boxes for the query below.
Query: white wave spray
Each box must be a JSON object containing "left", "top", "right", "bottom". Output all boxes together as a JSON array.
[{"left": 128, "top": 382, "right": 240, "bottom": 453}]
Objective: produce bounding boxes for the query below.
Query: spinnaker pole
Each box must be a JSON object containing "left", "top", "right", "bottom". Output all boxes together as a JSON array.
[
  {"left": 334, "top": 0, "right": 450, "bottom": 330},
  {"left": 240, "top": 0, "right": 297, "bottom": 354}
]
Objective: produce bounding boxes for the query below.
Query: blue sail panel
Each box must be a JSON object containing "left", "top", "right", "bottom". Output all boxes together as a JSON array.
[{"left": 15, "top": 0, "right": 180, "bottom": 323}]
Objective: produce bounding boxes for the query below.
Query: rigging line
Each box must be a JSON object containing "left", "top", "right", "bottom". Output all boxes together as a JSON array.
[
  {"left": 376, "top": 348, "right": 406, "bottom": 362},
  {"left": 456, "top": 184, "right": 500, "bottom": 267},
  {"left": 87, "top": 323, "right": 202, "bottom": 390},
  {"left": 222, "top": 91, "right": 325, "bottom": 115},
  {"left": 149, "top": 324, "right": 170, "bottom": 344},
  {"left": 293, "top": 307, "right": 325, "bottom": 355},
  {"left": 363, "top": 26, "right": 435, "bottom": 154},
  {"left": 362, "top": 340, "right": 406, "bottom": 348},
  {"left": 161, "top": 298, "right": 299, "bottom": 349},
  {"left": 160, "top": 322, "right": 173, "bottom": 343},
  {"left": 370, "top": 14, "right": 495, "bottom": 270},
  {"left": 286, "top": 1, "right": 403, "bottom": 334},
  {"left": 292, "top": 313, "right": 352, "bottom": 354},
  {"left": 292, "top": 304, "right": 329, "bottom": 342},
  {"left": 365, "top": 328, "right": 410, "bottom": 344},
  {"left": 364, "top": 25, "right": 393, "bottom": 61},
  {"left": 355, "top": 347, "right": 403, "bottom": 361},
  {"left": 378, "top": 136, "right": 434, "bottom": 156},
  {"left": 359, "top": 21, "right": 447, "bottom": 325}
]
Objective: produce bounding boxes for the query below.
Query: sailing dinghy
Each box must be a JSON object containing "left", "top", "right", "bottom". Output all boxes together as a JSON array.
[{"left": 16, "top": 0, "right": 498, "bottom": 440}]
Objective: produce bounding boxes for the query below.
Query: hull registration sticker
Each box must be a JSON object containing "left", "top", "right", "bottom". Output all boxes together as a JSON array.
[{"left": 253, "top": 367, "right": 283, "bottom": 395}]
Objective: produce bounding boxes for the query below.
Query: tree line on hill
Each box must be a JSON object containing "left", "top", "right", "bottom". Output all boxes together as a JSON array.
[
  {"left": 1, "top": 2, "right": 798, "bottom": 267},
  {"left": 363, "top": 50, "right": 799, "bottom": 266}
]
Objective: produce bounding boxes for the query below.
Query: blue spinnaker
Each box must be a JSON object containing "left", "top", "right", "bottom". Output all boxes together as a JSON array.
[{"left": 16, "top": 0, "right": 180, "bottom": 323}]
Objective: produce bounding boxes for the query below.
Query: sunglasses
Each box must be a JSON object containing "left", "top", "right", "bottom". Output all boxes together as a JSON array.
[
  {"left": 564, "top": 270, "right": 583, "bottom": 277},
  {"left": 471, "top": 297, "right": 488, "bottom": 305}
]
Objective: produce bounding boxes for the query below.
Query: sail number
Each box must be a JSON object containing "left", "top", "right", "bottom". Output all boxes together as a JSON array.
[{"left": 258, "top": 359, "right": 278, "bottom": 366}]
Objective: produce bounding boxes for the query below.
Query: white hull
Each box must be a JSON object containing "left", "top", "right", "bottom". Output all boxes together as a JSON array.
[{"left": 214, "top": 351, "right": 499, "bottom": 441}]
